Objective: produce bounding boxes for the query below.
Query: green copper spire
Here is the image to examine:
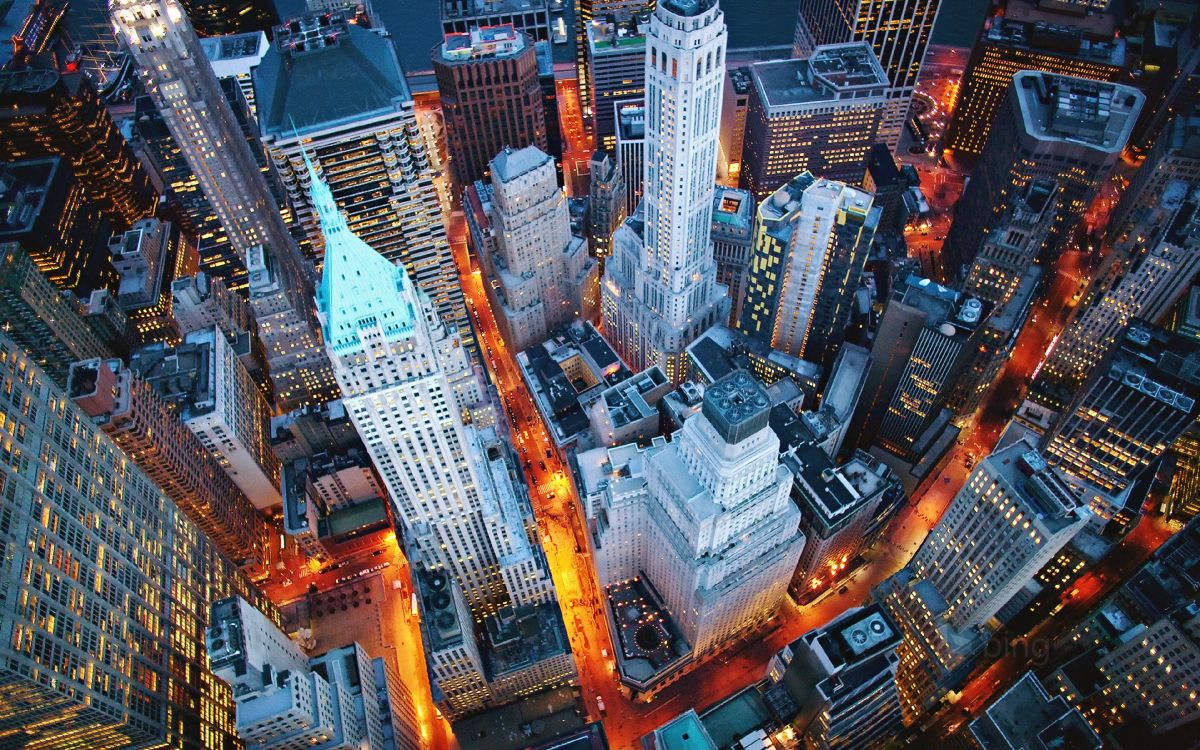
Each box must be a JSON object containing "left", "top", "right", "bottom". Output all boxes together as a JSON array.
[{"left": 311, "top": 150, "right": 417, "bottom": 355}]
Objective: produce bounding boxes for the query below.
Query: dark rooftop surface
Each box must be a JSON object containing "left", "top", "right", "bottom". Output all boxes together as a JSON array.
[{"left": 255, "top": 14, "right": 412, "bottom": 137}]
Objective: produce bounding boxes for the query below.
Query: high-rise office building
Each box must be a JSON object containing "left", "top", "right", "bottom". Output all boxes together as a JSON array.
[
  {"left": 1042, "top": 323, "right": 1200, "bottom": 531},
  {"left": 109, "top": 217, "right": 186, "bottom": 347},
  {"left": 718, "top": 66, "right": 751, "bottom": 185},
  {"left": 1050, "top": 519, "right": 1200, "bottom": 738},
  {"left": 132, "top": 327, "right": 283, "bottom": 509},
  {"left": 942, "top": 72, "right": 1143, "bottom": 281},
  {"left": 616, "top": 102, "right": 645, "bottom": 215},
  {"left": 312, "top": 158, "right": 503, "bottom": 609},
  {"left": 771, "top": 604, "right": 904, "bottom": 750},
  {"left": 601, "top": 0, "right": 731, "bottom": 383},
  {"left": 0, "top": 68, "right": 157, "bottom": 228},
  {"left": 0, "top": 331, "right": 277, "bottom": 750},
  {"left": 68, "top": 357, "right": 274, "bottom": 579},
  {"left": 312, "top": 160, "right": 575, "bottom": 707},
  {"left": 585, "top": 11, "right": 649, "bottom": 151},
  {"left": 1037, "top": 191, "right": 1200, "bottom": 401},
  {"left": 968, "top": 672, "right": 1101, "bottom": 750},
  {"left": 1108, "top": 112, "right": 1200, "bottom": 249},
  {"left": 947, "top": 264, "right": 1040, "bottom": 419},
  {"left": 207, "top": 596, "right": 425, "bottom": 750},
  {"left": 0, "top": 156, "right": 116, "bottom": 296},
  {"left": 576, "top": 0, "right": 651, "bottom": 128},
  {"left": 112, "top": 0, "right": 336, "bottom": 410},
  {"left": 481, "top": 146, "right": 596, "bottom": 349},
  {"left": 256, "top": 13, "right": 469, "bottom": 345},
  {"left": 849, "top": 275, "right": 988, "bottom": 457},
  {"left": 588, "top": 150, "right": 627, "bottom": 258},
  {"left": 710, "top": 185, "right": 754, "bottom": 326},
  {"left": 876, "top": 441, "right": 1088, "bottom": 720},
  {"left": 169, "top": 0, "right": 277, "bottom": 36},
  {"left": 738, "top": 172, "right": 878, "bottom": 369},
  {"left": 943, "top": 0, "right": 1126, "bottom": 164},
  {"left": 434, "top": 24, "right": 548, "bottom": 188},
  {"left": 198, "top": 29, "right": 270, "bottom": 116},
  {"left": 961, "top": 179, "right": 1058, "bottom": 307},
  {"left": 786, "top": 446, "right": 902, "bottom": 600},
  {"left": 792, "top": 0, "right": 943, "bottom": 148},
  {"left": 740, "top": 43, "right": 888, "bottom": 199},
  {"left": 587, "top": 371, "right": 806, "bottom": 667},
  {"left": 0, "top": 242, "right": 114, "bottom": 387},
  {"left": 440, "top": 0, "right": 551, "bottom": 42}
]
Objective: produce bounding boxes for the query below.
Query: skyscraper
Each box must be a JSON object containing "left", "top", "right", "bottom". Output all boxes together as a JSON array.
[
  {"left": 943, "top": 0, "right": 1126, "bottom": 164},
  {"left": 942, "top": 72, "right": 1143, "bottom": 281},
  {"left": 740, "top": 43, "right": 888, "bottom": 199},
  {"left": 710, "top": 185, "right": 754, "bottom": 326},
  {"left": 1042, "top": 323, "right": 1200, "bottom": 531},
  {"left": 434, "top": 24, "right": 548, "bottom": 188},
  {"left": 718, "top": 66, "right": 751, "bottom": 185},
  {"left": 481, "top": 146, "right": 596, "bottom": 349},
  {"left": 68, "top": 357, "right": 274, "bottom": 579},
  {"left": 849, "top": 275, "right": 988, "bottom": 457},
  {"left": 601, "top": 0, "right": 731, "bottom": 383},
  {"left": 112, "top": 0, "right": 336, "bottom": 410},
  {"left": 588, "top": 150, "right": 627, "bottom": 258},
  {"left": 132, "top": 327, "right": 283, "bottom": 510},
  {"left": 616, "top": 102, "right": 646, "bottom": 215},
  {"left": 585, "top": 11, "right": 649, "bottom": 151},
  {"left": 0, "top": 331, "right": 277, "bottom": 749},
  {"left": 738, "top": 172, "right": 878, "bottom": 369},
  {"left": 961, "top": 179, "right": 1058, "bottom": 307},
  {"left": 792, "top": 0, "right": 943, "bottom": 148},
  {"left": 255, "top": 13, "right": 469, "bottom": 344},
  {"left": 0, "top": 68, "right": 157, "bottom": 228},
  {"left": 0, "top": 242, "right": 114, "bottom": 387},
  {"left": 1108, "top": 111, "right": 1200, "bottom": 248},
  {"left": 876, "top": 441, "right": 1088, "bottom": 720},
  {"left": 207, "top": 596, "right": 425, "bottom": 750},
  {"left": 585, "top": 371, "right": 805, "bottom": 674},
  {"left": 1037, "top": 191, "right": 1200, "bottom": 402},
  {"left": 772, "top": 604, "right": 904, "bottom": 750},
  {"left": 311, "top": 157, "right": 502, "bottom": 609},
  {"left": 0, "top": 156, "right": 116, "bottom": 296}
]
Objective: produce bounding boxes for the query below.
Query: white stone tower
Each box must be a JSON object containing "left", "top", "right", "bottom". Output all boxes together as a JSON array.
[{"left": 601, "top": 0, "right": 731, "bottom": 383}]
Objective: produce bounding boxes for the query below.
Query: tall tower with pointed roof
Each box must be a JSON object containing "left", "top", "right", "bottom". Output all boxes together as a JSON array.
[
  {"left": 111, "top": 0, "right": 337, "bottom": 409},
  {"left": 311, "top": 154, "right": 506, "bottom": 610},
  {"left": 600, "top": 0, "right": 731, "bottom": 383}
]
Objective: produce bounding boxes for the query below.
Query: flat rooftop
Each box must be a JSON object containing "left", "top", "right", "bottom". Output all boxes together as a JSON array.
[
  {"left": 752, "top": 42, "right": 886, "bottom": 109},
  {"left": 969, "top": 672, "right": 1101, "bottom": 750},
  {"left": 1014, "top": 71, "right": 1143, "bottom": 152}
]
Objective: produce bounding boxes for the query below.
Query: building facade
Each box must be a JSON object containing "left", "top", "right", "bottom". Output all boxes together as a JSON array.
[
  {"left": 434, "top": 24, "right": 548, "bottom": 188},
  {"left": 132, "top": 326, "right": 283, "bottom": 509},
  {"left": 943, "top": 71, "right": 1143, "bottom": 282},
  {"left": 112, "top": 0, "right": 336, "bottom": 410},
  {"left": 792, "top": 0, "right": 944, "bottom": 148},
  {"left": 600, "top": 0, "right": 731, "bottom": 383},
  {"left": 482, "top": 146, "right": 596, "bottom": 349},
  {"left": 255, "top": 14, "right": 469, "bottom": 347},
  {"left": 738, "top": 172, "right": 878, "bottom": 369},
  {"left": 710, "top": 185, "right": 754, "bottom": 326},
  {"left": 588, "top": 150, "right": 627, "bottom": 259},
  {"left": 68, "top": 357, "right": 274, "bottom": 579},
  {"left": 0, "top": 331, "right": 277, "bottom": 750},
  {"left": 943, "top": 0, "right": 1126, "bottom": 164},
  {"left": 740, "top": 43, "right": 888, "bottom": 199},
  {"left": 587, "top": 371, "right": 806, "bottom": 668},
  {"left": 876, "top": 442, "right": 1088, "bottom": 721},
  {"left": 0, "top": 68, "right": 157, "bottom": 228}
]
